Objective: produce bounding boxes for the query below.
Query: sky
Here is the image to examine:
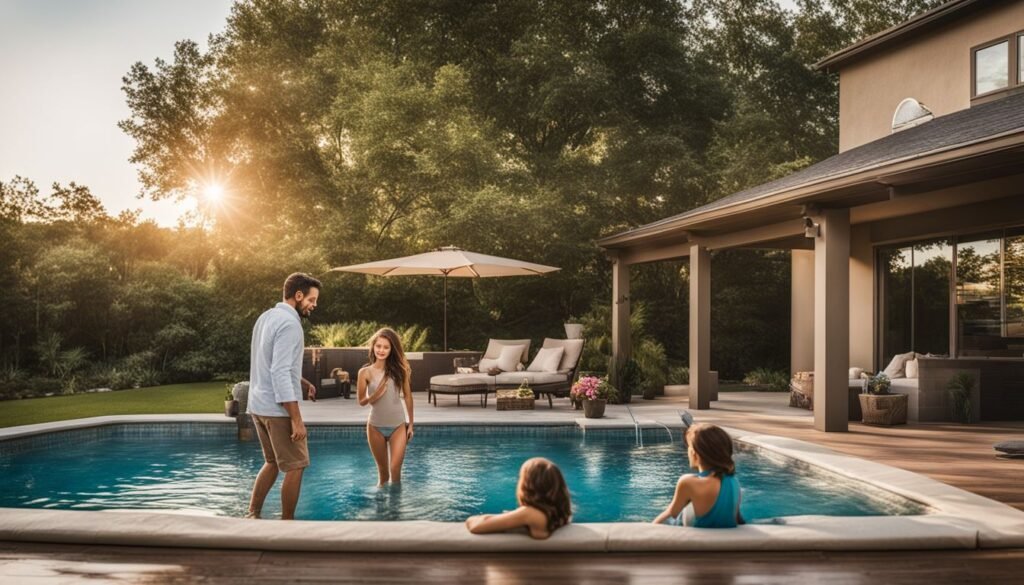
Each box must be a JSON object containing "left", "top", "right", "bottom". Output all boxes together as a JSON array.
[{"left": 0, "top": 0, "right": 234, "bottom": 226}]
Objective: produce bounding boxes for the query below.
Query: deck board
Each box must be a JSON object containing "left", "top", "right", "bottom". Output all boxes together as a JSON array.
[{"left": 1, "top": 542, "right": 1023, "bottom": 584}]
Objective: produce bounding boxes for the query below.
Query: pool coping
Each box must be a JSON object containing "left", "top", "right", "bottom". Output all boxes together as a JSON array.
[{"left": 1, "top": 415, "right": 1022, "bottom": 552}]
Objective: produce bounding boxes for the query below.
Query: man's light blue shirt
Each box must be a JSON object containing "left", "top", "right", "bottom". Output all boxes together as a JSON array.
[{"left": 247, "top": 302, "right": 304, "bottom": 417}]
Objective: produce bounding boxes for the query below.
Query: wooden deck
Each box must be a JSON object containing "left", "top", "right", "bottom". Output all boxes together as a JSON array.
[{"left": 2, "top": 541, "right": 1023, "bottom": 584}]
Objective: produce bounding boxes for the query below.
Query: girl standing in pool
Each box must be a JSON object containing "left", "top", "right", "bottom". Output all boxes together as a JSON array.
[
  {"left": 465, "top": 457, "right": 572, "bottom": 539},
  {"left": 357, "top": 328, "right": 414, "bottom": 486},
  {"left": 653, "top": 423, "right": 743, "bottom": 528}
]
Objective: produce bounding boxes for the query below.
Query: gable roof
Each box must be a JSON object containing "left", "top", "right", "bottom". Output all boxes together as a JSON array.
[
  {"left": 599, "top": 90, "right": 1024, "bottom": 246},
  {"left": 815, "top": 0, "right": 988, "bottom": 72}
]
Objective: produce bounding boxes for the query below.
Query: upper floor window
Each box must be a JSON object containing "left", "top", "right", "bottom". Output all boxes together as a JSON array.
[{"left": 972, "top": 32, "right": 1023, "bottom": 100}]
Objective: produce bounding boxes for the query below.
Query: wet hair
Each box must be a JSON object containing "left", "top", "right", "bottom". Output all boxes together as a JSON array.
[
  {"left": 685, "top": 423, "right": 736, "bottom": 477},
  {"left": 283, "top": 273, "right": 322, "bottom": 300},
  {"left": 366, "top": 328, "right": 409, "bottom": 394},
  {"left": 516, "top": 457, "right": 572, "bottom": 533}
]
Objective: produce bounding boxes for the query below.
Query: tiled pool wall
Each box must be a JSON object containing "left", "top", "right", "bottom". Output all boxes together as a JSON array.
[{"left": 0, "top": 422, "right": 687, "bottom": 455}]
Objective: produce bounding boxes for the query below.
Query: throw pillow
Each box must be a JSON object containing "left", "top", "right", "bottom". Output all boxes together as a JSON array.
[
  {"left": 528, "top": 347, "right": 565, "bottom": 373},
  {"left": 477, "top": 358, "right": 499, "bottom": 373},
  {"left": 883, "top": 351, "right": 916, "bottom": 379},
  {"left": 848, "top": 367, "right": 864, "bottom": 380},
  {"left": 905, "top": 358, "right": 919, "bottom": 379},
  {"left": 495, "top": 345, "right": 525, "bottom": 373}
]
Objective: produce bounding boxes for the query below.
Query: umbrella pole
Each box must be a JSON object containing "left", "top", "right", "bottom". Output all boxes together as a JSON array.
[{"left": 443, "top": 273, "right": 448, "bottom": 352}]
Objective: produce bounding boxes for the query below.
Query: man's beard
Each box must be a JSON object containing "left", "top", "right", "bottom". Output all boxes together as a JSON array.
[{"left": 295, "top": 304, "right": 312, "bottom": 319}]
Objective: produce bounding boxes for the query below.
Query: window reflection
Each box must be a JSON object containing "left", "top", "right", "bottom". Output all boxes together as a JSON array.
[
  {"left": 914, "top": 240, "right": 952, "bottom": 355},
  {"left": 975, "top": 41, "right": 1008, "bottom": 95},
  {"left": 1006, "top": 233, "right": 1024, "bottom": 339},
  {"left": 957, "top": 237, "right": 1007, "bottom": 356}
]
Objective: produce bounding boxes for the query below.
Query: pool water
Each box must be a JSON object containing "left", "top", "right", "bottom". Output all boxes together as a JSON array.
[{"left": 0, "top": 425, "right": 925, "bottom": 521}]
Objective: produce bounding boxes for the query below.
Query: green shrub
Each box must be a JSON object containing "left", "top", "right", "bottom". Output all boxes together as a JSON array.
[
  {"left": 311, "top": 322, "right": 431, "bottom": 351},
  {"left": 946, "top": 372, "right": 973, "bottom": 424},
  {"left": 667, "top": 365, "right": 689, "bottom": 385},
  {"left": 743, "top": 367, "right": 790, "bottom": 392},
  {"left": 616, "top": 359, "right": 643, "bottom": 404}
]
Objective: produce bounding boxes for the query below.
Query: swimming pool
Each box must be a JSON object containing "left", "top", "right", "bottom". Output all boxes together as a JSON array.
[{"left": 0, "top": 424, "right": 924, "bottom": 521}]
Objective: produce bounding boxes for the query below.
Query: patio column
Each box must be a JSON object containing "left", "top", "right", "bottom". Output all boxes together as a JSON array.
[
  {"left": 813, "top": 209, "right": 850, "bottom": 432},
  {"left": 791, "top": 249, "right": 814, "bottom": 374},
  {"left": 611, "top": 252, "right": 631, "bottom": 385},
  {"left": 689, "top": 244, "right": 711, "bottom": 410}
]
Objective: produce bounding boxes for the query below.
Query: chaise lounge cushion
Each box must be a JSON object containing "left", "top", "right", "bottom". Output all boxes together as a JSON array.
[
  {"left": 883, "top": 351, "right": 917, "bottom": 379},
  {"left": 541, "top": 338, "right": 585, "bottom": 372},
  {"left": 494, "top": 371, "right": 568, "bottom": 385},
  {"left": 528, "top": 347, "right": 564, "bottom": 372},
  {"left": 483, "top": 339, "right": 532, "bottom": 363},
  {"left": 430, "top": 373, "right": 496, "bottom": 387}
]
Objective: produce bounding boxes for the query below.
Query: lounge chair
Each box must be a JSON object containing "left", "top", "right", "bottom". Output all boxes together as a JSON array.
[
  {"left": 429, "top": 338, "right": 584, "bottom": 408},
  {"left": 428, "top": 339, "right": 531, "bottom": 407}
]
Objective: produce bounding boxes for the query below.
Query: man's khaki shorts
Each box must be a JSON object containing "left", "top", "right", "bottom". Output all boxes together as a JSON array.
[{"left": 251, "top": 415, "right": 310, "bottom": 471}]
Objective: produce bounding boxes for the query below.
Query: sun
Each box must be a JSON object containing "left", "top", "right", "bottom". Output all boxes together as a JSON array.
[{"left": 203, "top": 184, "right": 225, "bottom": 203}]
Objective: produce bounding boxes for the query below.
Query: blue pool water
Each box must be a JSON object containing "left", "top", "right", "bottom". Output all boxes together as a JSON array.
[{"left": 0, "top": 424, "right": 925, "bottom": 521}]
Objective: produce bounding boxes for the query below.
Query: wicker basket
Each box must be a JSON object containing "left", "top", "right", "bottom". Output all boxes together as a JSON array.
[
  {"left": 496, "top": 389, "right": 535, "bottom": 411},
  {"left": 859, "top": 393, "right": 907, "bottom": 426}
]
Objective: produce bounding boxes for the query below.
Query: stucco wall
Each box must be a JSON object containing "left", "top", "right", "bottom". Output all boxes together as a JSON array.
[{"left": 838, "top": 2, "right": 1024, "bottom": 151}]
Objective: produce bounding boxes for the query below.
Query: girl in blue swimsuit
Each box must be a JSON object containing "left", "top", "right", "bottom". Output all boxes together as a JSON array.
[
  {"left": 358, "top": 328, "right": 414, "bottom": 486},
  {"left": 653, "top": 423, "right": 743, "bottom": 528}
]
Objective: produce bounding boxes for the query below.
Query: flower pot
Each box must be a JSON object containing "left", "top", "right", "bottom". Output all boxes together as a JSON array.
[
  {"left": 583, "top": 398, "right": 606, "bottom": 419},
  {"left": 564, "top": 323, "right": 584, "bottom": 339},
  {"left": 225, "top": 399, "right": 239, "bottom": 418}
]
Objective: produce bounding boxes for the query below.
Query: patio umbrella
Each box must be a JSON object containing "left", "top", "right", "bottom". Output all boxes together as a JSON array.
[{"left": 330, "top": 246, "right": 560, "bottom": 351}]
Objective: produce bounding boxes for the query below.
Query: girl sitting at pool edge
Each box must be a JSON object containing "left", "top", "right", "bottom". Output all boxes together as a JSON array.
[
  {"left": 653, "top": 423, "right": 744, "bottom": 528},
  {"left": 465, "top": 457, "right": 572, "bottom": 540}
]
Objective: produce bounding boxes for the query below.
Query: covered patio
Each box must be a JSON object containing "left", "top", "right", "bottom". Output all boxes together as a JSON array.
[{"left": 599, "top": 91, "right": 1024, "bottom": 432}]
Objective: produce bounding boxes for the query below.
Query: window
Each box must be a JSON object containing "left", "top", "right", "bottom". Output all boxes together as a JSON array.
[
  {"left": 878, "top": 228, "right": 1024, "bottom": 362},
  {"left": 1019, "top": 34, "right": 1024, "bottom": 87},
  {"left": 975, "top": 41, "right": 1009, "bottom": 95},
  {"left": 971, "top": 32, "right": 1024, "bottom": 100},
  {"left": 878, "top": 239, "right": 952, "bottom": 361}
]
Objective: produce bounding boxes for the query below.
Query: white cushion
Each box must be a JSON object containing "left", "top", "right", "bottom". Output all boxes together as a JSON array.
[
  {"left": 848, "top": 367, "right": 864, "bottom": 380},
  {"left": 430, "top": 373, "right": 495, "bottom": 387},
  {"left": 477, "top": 357, "right": 499, "bottom": 372},
  {"left": 483, "top": 339, "right": 531, "bottom": 363},
  {"left": 495, "top": 371, "right": 568, "bottom": 385},
  {"left": 528, "top": 347, "right": 564, "bottom": 373},
  {"left": 883, "top": 351, "right": 916, "bottom": 379},
  {"left": 905, "top": 359, "right": 919, "bottom": 379},
  {"left": 496, "top": 345, "right": 525, "bottom": 372},
  {"left": 541, "top": 338, "right": 585, "bottom": 371}
]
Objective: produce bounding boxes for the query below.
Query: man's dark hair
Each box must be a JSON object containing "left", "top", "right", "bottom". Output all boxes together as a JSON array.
[{"left": 283, "top": 273, "right": 322, "bottom": 300}]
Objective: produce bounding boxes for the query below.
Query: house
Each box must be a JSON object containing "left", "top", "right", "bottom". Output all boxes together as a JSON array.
[{"left": 598, "top": 0, "right": 1024, "bottom": 432}]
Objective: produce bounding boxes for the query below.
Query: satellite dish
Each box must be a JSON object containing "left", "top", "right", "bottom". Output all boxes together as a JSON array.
[{"left": 892, "top": 98, "right": 933, "bottom": 133}]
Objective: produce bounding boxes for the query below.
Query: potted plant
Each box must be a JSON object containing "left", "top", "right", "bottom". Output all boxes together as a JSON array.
[
  {"left": 224, "top": 386, "right": 239, "bottom": 417},
  {"left": 572, "top": 375, "right": 618, "bottom": 418},
  {"left": 946, "top": 372, "right": 974, "bottom": 424},
  {"left": 564, "top": 320, "right": 584, "bottom": 340}
]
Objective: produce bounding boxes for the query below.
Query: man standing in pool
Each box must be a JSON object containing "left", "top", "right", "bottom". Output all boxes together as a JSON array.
[{"left": 245, "top": 272, "right": 321, "bottom": 520}]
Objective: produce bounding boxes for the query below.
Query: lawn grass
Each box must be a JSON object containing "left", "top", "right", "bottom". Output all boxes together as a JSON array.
[{"left": 0, "top": 382, "right": 227, "bottom": 428}]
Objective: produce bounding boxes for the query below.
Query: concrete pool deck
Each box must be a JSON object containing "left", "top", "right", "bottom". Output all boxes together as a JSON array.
[{"left": 1, "top": 391, "right": 1022, "bottom": 551}]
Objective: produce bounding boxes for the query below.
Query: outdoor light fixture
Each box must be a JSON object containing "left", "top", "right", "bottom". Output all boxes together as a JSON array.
[{"left": 804, "top": 216, "right": 820, "bottom": 239}]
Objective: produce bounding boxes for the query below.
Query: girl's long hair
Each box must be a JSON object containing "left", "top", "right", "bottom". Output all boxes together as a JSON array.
[
  {"left": 686, "top": 423, "right": 736, "bottom": 477},
  {"left": 367, "top": 327, "right": 409, "bottom": 395},
  {"left": 517, "top": 457, "right": 572, "bottom": 533}
]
